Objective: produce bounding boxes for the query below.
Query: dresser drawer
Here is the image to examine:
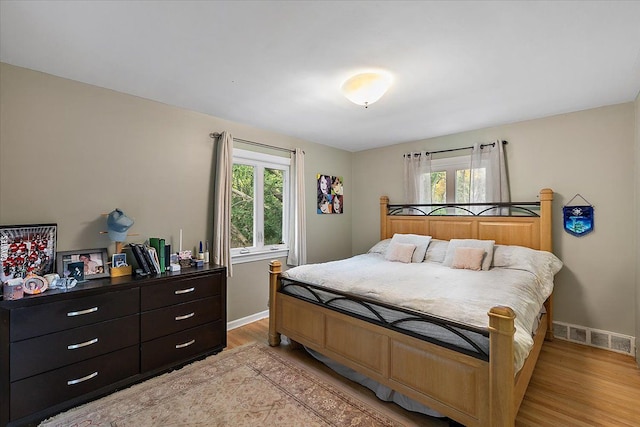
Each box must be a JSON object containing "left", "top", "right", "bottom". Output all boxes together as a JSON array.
[
  {"left": 141, "top": 273, "right": 222, "bottom": 311},
  {"left": 141, "top": 321, "right": 223, "bottom": 372},
  {"left": 10, "top": 287, "right": 140, "bottom": 341},
  {"left": 10, "top": 346, "right": 139, "bottom": 421},
  {"left": 141, "top": 297, "right": 221, "bottom": 341},
  {"left": 10, "top": 314, "right": 139, "bottom": 382}
]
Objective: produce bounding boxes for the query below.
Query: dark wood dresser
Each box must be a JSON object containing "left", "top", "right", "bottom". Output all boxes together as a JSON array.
[{"left": 0, "top": 265, "right": 227, "bottom": 427}]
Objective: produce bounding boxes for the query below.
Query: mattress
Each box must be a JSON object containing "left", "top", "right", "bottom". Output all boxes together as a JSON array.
[{"left": 281, "top": 252, "right": 560, "bottom": 372}]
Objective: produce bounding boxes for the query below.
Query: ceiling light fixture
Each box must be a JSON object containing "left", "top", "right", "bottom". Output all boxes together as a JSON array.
[{"left": 341, "top": 72, "right": 392, "bottom": 108}]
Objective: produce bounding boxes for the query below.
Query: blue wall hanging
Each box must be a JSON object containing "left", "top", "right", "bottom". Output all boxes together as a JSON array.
[{"left": 563, "top": 194, "right": 594, "bottom": 237}]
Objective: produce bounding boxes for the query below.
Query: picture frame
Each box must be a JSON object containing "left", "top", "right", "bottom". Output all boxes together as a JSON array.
[
  {"left": 317, "top": 174, "right": 344, "bottom": 214},
  {"left": 0, "top": 223, "right": 57, "bottom": 283},
  {"left": 56, "top": 248, "right": 110, "bottom": 280},
  {"left": 112, "top": 253, "right": 127, "bottom": 268}
]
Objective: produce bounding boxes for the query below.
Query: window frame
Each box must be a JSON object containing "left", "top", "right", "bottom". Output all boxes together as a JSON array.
[
  {"left": 230, "top": 149, "right": 290, "bottom": 264},
  {"left": 430, "top": 155, "right": 472, "bottom": 203}
]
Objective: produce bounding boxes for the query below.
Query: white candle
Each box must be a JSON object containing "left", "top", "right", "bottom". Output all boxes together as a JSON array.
[{"left": 179, "top": 229, "right": 183, "bottom": 252}]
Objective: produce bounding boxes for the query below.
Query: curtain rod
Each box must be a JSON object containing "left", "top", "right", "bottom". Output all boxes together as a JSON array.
[
  {"left": 209, "top": 132, "right": 296, "bottom": 154},
  {"left": 403, "top": 140, "right": 508, "bottom": 157}
]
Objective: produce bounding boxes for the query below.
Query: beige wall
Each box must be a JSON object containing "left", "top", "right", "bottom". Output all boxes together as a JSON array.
[
  {"left": 0, "top": 63, "right": 353, "bottom": 322},
  {"left": 353, "top": 104, "right": 637, "bottom": 336}
]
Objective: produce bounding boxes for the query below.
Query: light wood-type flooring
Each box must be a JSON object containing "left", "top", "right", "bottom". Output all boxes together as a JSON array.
[{"left": 228, "top": 318, "right": 640, "bottom": 426}]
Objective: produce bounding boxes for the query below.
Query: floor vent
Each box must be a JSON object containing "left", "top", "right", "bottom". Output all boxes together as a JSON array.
[{"left": 552, "top": 321, "right": 635, "bottom": 356}]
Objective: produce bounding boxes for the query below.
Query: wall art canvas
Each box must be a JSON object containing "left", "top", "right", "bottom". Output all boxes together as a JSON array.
[
  {"left": 0, "top": 224, "right": 57, "bottom": 283},
  {"left": 317, "top": 174, "right": 343, "bottom": 214}
]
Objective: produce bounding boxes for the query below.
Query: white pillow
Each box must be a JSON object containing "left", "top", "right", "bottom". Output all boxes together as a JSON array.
[
  {"left": 492, "top": 245, "right": 563, "bottom": 293},
  {"left": 424, "top": 239, "right": 449, "bottom": 263},
  {"left": 390, "top": 233, "right": 432, "bottom": 263},
  {"left": 385, "top": 242, "right": 416, "bottom": 263},
  {"left": 367, "top": 238, "right": 391, "bottom": 255},
  {"left": 443, "top": 239, "right": 495, "bottom": 271}
]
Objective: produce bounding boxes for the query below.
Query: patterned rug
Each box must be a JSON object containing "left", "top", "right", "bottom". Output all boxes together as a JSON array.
[{"left": 40, "top": 343, "right": 410, "bottom": 426}]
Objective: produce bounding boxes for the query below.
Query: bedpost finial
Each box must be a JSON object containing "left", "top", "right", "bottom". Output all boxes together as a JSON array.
[
  {"left": 539, "top": 188, "right": 553, "bottom": 201},
  {"left": 270, "top": 260, "right": 282, "bottom": 273},
  {"left": 489, "top": 306, "right": 516, "bottom": 319}
]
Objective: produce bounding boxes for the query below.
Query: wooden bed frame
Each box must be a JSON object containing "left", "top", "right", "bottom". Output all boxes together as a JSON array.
[{"left": 268, "top": 188, "right": 554, "bottom": 427}]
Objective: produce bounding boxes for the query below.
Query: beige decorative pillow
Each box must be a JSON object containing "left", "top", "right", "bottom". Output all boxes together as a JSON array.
[
  {"left": 390, "top": 233, "right": 432, "bottom": 263},
  {"left": 384, "top": 242, "right": 417, "bottom": 263},
  {"left": 443, "top": 239, "right": 495, "bottom": 271},
  {"left": 450, "top": 247, "right": 486, "bottom": 271}
]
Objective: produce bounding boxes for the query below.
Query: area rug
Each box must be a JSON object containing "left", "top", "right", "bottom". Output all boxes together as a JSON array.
[{"left": 40, "top": 343, "right": 409, "bottom": 426}]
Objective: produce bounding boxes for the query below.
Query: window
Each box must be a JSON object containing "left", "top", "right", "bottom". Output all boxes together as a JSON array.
[
  {"left": 231, "top": 149, "right": 290, "bottom": 263},
  {"left": 426, "top": 156, "right": 486, "bottom": 213}
]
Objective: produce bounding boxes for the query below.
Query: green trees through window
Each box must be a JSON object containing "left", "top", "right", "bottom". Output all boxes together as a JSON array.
[
  {"left": 231, "top": 164, "right": 254, "bottom": 248},
  {"left": 231, "top": 150, "right": 288, "bottom": 252}
]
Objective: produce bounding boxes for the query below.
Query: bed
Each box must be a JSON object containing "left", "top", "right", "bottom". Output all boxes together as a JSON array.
[{"left": 268, "top": 188, "right": 557, "bottom": 427}]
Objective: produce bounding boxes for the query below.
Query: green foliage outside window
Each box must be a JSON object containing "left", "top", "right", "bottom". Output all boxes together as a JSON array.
[
  {"left": 231, "top": 164, "right": 254, "bottom": 248},
  {"left": 263, "top": 168, "right": 284, "bottom": 245},
  {"left": 231, "top": 164, "right": 284, "bottom": 249},
  {"left": 431, "top": 171, "right": 446, "bottom": 203}
]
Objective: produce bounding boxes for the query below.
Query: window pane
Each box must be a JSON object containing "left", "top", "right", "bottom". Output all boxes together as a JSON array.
[
  {"left": 263, "top": 168, "right": 284, "bottom": 245},
  {"left": 430, "top": 171, "right": 446, "bottom": 203},
  {"left": 474, "top": 168, "right": 487, "bottom": 202},
  {"left": 457, "top": 168, "right": 486, "bottom": 203},
  {"left": 231, "top": 164, "right": 254, "bottom": 248},
  {"left": 455, "top": 169, "right": 470, "bottom": 203}
]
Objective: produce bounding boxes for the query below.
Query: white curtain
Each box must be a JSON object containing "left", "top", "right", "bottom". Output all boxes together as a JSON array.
[
  {"left": 403, "top": 152, "right": 432, "bottom": 204},
  {"left": 287, "top": 148, "right": 307, "bottom": 266},
  {"left": 469, "top": 141, "right": 510, "bottom": 212},
  {"left": 213, "top": 131, "right": 233, "bottom": 277}
]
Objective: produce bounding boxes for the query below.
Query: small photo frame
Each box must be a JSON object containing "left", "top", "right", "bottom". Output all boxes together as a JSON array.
[
  {"left": 67, "top": 261, "right": 85, "bottom": 282},
  {"left": 56, "top": 248, "right": 110, "bottom": 280},
  {"left": 112, "top": 253, "right": 127, "bottom": 268}
]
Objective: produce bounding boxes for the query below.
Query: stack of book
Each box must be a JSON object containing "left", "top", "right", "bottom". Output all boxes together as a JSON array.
[
  {"left": 149, "top": 238, "right": 167, "bottom": 272},
  {"left": 124, "top": 240, "right": 169, "bottom": 275}
]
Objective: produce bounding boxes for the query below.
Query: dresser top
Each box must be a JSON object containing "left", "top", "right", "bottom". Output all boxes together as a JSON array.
[{"left": 0, "top": 264, "right": 226, "bottom": 309}]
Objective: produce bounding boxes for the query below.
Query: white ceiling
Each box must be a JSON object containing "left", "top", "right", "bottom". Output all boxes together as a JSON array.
[{"left": 1, "top": 1, "right": 639, "bottom": 152}]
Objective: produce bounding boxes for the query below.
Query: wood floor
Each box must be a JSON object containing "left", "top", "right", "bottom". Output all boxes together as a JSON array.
[{"left": 228, "top": 318, "right": 640, "bottom": 427}]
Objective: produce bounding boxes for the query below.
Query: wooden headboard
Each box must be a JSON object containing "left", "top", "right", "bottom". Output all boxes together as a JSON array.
[{"left": 380, "top": 188, "right": 553, "bottom": 252}]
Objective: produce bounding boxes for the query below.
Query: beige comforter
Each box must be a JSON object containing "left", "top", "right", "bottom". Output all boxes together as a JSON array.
[{"left": 282, "top": 251, "right": 562, "bottom": 372}]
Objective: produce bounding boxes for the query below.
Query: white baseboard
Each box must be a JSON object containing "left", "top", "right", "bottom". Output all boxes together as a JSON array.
[
  {"left": 553, "top": 321, "right": 635, "bottom": 357},
  {"left": 227, "top": 310, "right": 269, "bottom": 331}
]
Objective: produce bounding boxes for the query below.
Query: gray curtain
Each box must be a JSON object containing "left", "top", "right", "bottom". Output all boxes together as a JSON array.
[
  {"left": 287, "top": 148, "right": 307, "bottom": 266},
  {"left": 213, "top": 131, "right": 233, "bottom": 276},
  {"left": 469, "top": 141, "right": 510, "bottom": 214},
  {"left": 403, "top": 152, "right": 432, "bottom": 204}
]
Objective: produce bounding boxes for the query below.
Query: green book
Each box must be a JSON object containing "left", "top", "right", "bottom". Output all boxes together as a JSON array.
[
  {"left": 158, "top": 238, "right": 166, "bottom": 273},
  {"left": 149, "top": 237, "right": 164, "bottom": 273}
]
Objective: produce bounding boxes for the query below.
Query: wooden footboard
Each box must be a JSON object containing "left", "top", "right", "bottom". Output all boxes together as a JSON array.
[{"left": 269, "top": 261, "right": 547, "bottom": 426}]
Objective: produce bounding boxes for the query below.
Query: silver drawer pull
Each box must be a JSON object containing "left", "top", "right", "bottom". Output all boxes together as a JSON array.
[
  {"left": 175, "top": 339, "right": 195, "bottom": 349},
  {"left": 175, "top": 312, "right": 195, "bottom": 321},
  {"left": 67, "top": 371, "right": 98, "bottom": 385},
  {"left": 174, "top": 287, "right": 195, "bottom": 295},
  {"left": 67, "top": 338, "right": 99, "bottom": 350},
  {"left": 67, "top": 307, "right": 98, "bottom": 317}
]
